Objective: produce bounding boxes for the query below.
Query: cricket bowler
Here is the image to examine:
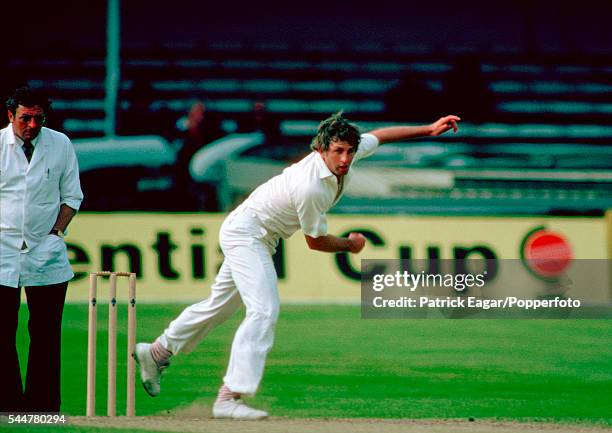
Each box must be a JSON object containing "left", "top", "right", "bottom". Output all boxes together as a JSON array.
[{"left": 134, "top": 112, "right": 460, "bottom": 419}]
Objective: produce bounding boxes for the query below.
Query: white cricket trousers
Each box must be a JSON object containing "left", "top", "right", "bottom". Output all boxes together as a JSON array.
[{"left": 157, "top": 208, "right": 279, "bottom": 395}]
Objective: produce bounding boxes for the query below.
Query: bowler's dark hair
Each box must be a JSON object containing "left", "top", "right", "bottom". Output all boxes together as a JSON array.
[
  {"left": 310, "top": 111, "right": 360, "bottom": 152},
  {"left": 5, "top": 87, "right": 51, "bottom": 114}
]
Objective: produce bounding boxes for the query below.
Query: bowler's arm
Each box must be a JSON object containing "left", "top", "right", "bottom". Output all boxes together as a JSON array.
[
  {"left": 304, "top": 233, "right": 365, "bottom": 253},
  {"left": 369, "top": 115, "right": 461, "bottom": 144}
]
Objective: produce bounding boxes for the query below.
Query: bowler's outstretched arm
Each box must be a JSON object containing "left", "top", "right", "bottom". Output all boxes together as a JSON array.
[{"left": 369, "top": 115, "right": 461, "bottom": 144}]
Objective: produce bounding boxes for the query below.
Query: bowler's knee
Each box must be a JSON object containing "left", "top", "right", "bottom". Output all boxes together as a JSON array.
[{"left": 247, "top": 304, "right": 279, "bottom": 329}]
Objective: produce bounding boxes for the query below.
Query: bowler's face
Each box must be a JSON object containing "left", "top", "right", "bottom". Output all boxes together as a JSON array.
[
  {"left": 8, "top": 105, "right": 46, "bottom": 142},
  {"left": 319, "top": 140, "right": 356, "bottom": 178}
]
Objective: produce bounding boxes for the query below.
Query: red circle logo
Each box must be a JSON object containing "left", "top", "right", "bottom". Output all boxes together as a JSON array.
[{"left": 523, "top": 229, "right": 573, "bottom": 278}]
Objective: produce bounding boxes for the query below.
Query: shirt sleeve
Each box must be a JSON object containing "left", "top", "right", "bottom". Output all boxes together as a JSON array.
[
  {"left": 294, "top": 183, "right": 328, "bottom": 238},
  {"left": 60, "top": 138, "right": 84, "bottom": 211},
  {"left": 353, "top": 133, "right": 379, "bottom": 162}
]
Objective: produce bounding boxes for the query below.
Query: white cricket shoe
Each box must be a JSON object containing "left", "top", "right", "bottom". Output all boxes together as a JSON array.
[
  {"left": 133, "top": 342, "right": 168, "bottom": 397},
  {"left": 212, "top": 398, "right": 268, "bottom": 420}
]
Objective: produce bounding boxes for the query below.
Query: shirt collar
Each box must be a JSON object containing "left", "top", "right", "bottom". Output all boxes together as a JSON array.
[
  {"left": 313, "top": 151, "right": 334, "bottom": 179},
  {"left": 10, "top": 126, "right": 42, "bottom": 148}
]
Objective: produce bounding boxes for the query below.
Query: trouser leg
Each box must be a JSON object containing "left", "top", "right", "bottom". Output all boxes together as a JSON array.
[
  {"left": 158, "top": 260, "right": 243, "bottom": 354},
  {"left": 223, "top": 240, "right": 279, "bottom": 395},
  {"left": 0, "top": 285, "right": 23, "bottom": 412},
  {"left": 24, "top": 282, "right": 68, "bottom": 413}
]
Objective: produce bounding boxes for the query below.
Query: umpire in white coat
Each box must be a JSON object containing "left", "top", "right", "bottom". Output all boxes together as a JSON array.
[{"left": 0, "top": 87, "right": 83, "bottom": 413}]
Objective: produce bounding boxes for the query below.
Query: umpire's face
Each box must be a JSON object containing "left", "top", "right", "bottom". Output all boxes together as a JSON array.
[
  {"left": 319, "top": 139, "right": 356, "bottom": 178},
  {"left": 8, "top": 104, "right": 46, "bottom": 142}
]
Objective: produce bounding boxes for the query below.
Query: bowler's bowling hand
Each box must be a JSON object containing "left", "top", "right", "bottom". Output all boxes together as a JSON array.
[
  {"left": 430, "top": 115, "right": 461, "bottom": 136},
  {"left": 348, "top": 232, "right": 366, "bottom": 253}
]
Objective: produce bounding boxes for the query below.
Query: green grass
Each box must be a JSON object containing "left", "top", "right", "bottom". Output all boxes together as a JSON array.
[{"left": 11, "top": 303, "right": 612, "bottom": 423}]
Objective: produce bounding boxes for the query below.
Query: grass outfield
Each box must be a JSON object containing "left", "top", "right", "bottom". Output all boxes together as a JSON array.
[{"left": 10, "top": 303, "right": 612, "bottom": 423}]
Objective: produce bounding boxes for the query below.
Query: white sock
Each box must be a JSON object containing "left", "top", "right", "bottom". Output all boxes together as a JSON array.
[
  {"left": 216, "top": 384, "right": 240, "bottom": 403},
  {"left": 150, "top": 340, "right": 172, "bottom": 366}
]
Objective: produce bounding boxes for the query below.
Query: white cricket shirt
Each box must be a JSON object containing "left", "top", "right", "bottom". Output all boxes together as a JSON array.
[
  {"left": 0, "top": 125, "right": 83, "bottom": 287},
  {"left": 238, "top": 133, "right": 379, "bottom": 241}
]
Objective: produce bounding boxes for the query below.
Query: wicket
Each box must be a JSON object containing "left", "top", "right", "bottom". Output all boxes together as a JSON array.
[{"left": 86, "top": 271, "right": 137, "bottom": 417}]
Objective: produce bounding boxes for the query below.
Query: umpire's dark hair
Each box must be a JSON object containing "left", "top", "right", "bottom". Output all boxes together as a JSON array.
[
  {"left": 6, "top": 86, "right": 51, "bottom": 114},
  {"left": 310, "top": 111, "right": 361, "bottom": 152}
]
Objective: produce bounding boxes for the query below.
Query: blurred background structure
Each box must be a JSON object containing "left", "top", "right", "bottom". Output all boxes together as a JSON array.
[{"left": 3, "top": 0, "right": 612, "bottom": 215}]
